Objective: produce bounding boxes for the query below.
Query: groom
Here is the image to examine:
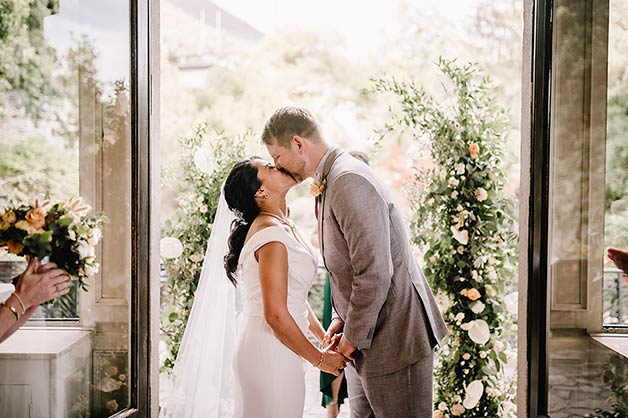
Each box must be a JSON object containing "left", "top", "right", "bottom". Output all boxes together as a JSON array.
[{"left": 262, "top": 106, "right": 448, "bottom": 418}]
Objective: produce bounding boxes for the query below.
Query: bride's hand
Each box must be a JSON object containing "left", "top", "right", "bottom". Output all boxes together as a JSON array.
[{"left": 316, "top": 348, "right": 347, "bottom": 376}]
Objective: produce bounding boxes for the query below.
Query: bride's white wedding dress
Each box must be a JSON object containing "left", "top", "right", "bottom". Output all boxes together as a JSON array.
[
  {"left": 159, "top": 190, "right": 319, "bottom": 418},
  {"left": 235, "top": 224, "right": 318, "bottom": 418}
]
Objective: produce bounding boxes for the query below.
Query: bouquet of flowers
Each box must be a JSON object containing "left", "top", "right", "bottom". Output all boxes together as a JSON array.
[{"left": 0, "top": 197, "right": 107, "bottom": 291}]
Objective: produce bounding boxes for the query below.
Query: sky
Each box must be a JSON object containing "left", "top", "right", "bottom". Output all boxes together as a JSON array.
[
  {"left": 211, "top": 0, "right": 480, "bottom": 54},
  {"left": 40, "top": 0, "right": 481, "bottom": 87}
]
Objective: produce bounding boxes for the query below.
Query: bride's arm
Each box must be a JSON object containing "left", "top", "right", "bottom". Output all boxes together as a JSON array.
[
  {"left": 257, "top": 242, "right": 345, "bottom": 376},
  {"left": 306, "top": 302, "right": 325, "bottom": 344}
]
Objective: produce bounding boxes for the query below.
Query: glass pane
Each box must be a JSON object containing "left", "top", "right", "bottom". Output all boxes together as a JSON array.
[
  {"left": 0, "top": 1, "right": 131, "bottom": 417},
  {"left": 547, "top": 0, "right": 628, "bottom": 417},
  {"left": 603, "top": 0, "right": 628, "bottom": 327}
]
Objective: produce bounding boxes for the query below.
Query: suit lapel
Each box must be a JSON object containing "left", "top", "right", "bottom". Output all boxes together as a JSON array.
[{"left": 317, "top": 148, "right": 343, "bottom": 267}]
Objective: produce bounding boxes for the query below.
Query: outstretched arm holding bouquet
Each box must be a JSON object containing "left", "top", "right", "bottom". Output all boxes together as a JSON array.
[{"left": 0, "top": 257, "right": 70, "bottom": 343}]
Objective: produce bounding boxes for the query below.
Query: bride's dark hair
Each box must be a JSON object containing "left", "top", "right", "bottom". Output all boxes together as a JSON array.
[{"left": 223, "top": 156, "right": 263, "bottom": 285}]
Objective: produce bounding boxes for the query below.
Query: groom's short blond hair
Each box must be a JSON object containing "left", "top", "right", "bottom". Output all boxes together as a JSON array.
[{"left": 261, "top": 106, "right": 322, "bottom": 147}]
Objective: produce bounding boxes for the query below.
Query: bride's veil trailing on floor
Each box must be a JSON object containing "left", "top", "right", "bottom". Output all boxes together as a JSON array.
[{"left": 160, "top": 187, "right": 238, "bottom": 418}]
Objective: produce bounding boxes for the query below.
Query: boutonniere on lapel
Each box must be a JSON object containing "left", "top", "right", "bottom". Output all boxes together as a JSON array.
[{"left": 310, "top": 175, "right": 326, "bottom": 198}]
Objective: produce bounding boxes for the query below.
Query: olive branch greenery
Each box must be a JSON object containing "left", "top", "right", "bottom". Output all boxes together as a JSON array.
[{"left": 368, "top": 58, "right": 518, "bottom": 417}]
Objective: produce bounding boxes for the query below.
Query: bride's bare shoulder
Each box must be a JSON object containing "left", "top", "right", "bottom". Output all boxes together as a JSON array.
[{"left": 244, "top": 215, "right": 282, "bottom": 241}]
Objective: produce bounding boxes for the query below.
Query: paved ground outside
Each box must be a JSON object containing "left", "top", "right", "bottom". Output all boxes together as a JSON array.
[{"left": 304, "top": 365, "right": 351, "bottom": 418}]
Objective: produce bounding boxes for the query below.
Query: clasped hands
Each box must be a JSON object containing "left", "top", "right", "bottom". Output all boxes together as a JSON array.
[{"left": 316, "top": 318, "right": 356, "bottom": 376}]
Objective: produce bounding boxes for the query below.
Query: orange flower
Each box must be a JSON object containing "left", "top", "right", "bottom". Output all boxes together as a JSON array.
[
  {"left": 7, "top": 240, "right": 24, "bottom": 255},
  {"left": 469, "top": 143, "right": 480, "bottom": 159},
  {"left": 466, "top": 288, "right": 482, "bottom": 301},
  {"left": 310, "top": 178, "right": 326, "bottom": 197},
  {"left": 107, "top": 366, "right": 119, "bottom": 377},
  {"left": 25, "top": 207, "right": 46, "bottom": 230}
]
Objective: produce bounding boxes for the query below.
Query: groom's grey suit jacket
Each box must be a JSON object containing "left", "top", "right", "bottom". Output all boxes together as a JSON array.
[{"left": 317, "top": 149, "right": 448, "bottom": 378}]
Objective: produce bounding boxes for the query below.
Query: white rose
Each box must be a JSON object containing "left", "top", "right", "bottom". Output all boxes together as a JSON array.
[
  {"left": 470, "top": 300, "right": 486, "bottom": 314},
  {"left": 480, "top": 351, "right": 487, "bottom": 358},
  {"left": 485, "top": 284, "right": 496, "bottom": 297},
  {"left": 88, "top": 227, "right": 102, "bottom": 246},
  {"left": 471, "top": 270, "right": 480, "bottom": 281},
  {"left": 438, "top": 402, "right": 448, "bottom": 411},
  {"left": 456, "top": 163, "right": 465, "bottom": 175},
  {"left": 450, "top": 226, "right": 469, "bottom": 245},
  {"left": 448, "top": 177, "right": 460, "bottom": 187},
  {"left": 503, "top": 292, "right": 519, "bottom": 315},
  {"left": 454, "top": 312, "right": 465, "bottom": 322},
  {"left": 160, "top": 237, "right": 184, "bottom": 259},
  {"left": 460, "top": 319, "right": 491, "bottom": 345},
  {"left": 493, "top": 340, "right": 505, "bottom": 353},
  {"left": 488, "top": 269, "right": 498, "bottom": 281},
  {"left": 451, "top": 191, "right": 459, "bottom": 199},
  {"left": 193, "top": 147, "right": 215, "bottom": 175},
  {"left": 84, "top": 263, "right": 99, "bottom": 277},
  {"left": 77, "top": 240, "right": 95, "bottom": 260},
  {"left": 463, "top": 380, "right": 484, "bottom": 409},
  {"left": 475, "top": 187, "right": 488, "bottom": 201}
]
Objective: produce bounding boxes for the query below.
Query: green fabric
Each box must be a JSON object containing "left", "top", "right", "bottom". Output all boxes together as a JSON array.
[{"left": 319, "top": 272, "right": 348, "bottom": 407}]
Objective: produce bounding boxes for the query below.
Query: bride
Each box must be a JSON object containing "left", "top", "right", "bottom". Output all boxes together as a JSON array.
[{"left": 160, "top": 156, "right": 346, "bottom": 418}]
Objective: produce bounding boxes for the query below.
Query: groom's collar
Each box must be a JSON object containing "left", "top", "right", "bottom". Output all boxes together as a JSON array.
[{"left": 314, "top": 147, "right": 336, "bottom": 179}]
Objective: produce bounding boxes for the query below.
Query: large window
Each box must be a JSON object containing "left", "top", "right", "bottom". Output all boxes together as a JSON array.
[
  {"left": 529, "top": 0, "right": 628, "bottom": 416},
  {"left": 0, "top": 1, "right": 157, "bottom": 417}
]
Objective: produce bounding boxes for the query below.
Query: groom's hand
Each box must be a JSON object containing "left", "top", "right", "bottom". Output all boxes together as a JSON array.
[
  {"left": 337, "top": 335, "right": 357, "bottom": 361},
  {"left": 323, "top": 318, "right": 344, "bottom": 346}
]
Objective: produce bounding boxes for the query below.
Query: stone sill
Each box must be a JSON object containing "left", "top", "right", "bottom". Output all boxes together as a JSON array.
[
  {"left": 0, "top": 327, "right": 92, "bottom": 360},
  {"left": 591, "top": 333, "right": 628, "bottom": 359}
]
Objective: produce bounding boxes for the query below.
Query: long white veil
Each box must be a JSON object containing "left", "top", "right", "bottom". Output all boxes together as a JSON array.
[{"left": 160, "top": 187, "right": 238, "bottom": 418}]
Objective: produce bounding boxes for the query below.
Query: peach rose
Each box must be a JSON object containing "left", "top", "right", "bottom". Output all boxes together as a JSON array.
[
  {"left": 2, "top": 211, "right": 17, "bottom": 224},
  {"left": 7, "top": 240, "right": 24, "bottom": 255},
  {"left": 469, "top": 143, "right": 480, "bottom": 159},
  {"left": 433, "top": 411, "right": 445, "bottom": 418},
  {"left": 25, "top": 207, "right": 46, "bottom": 230},
  {"left": 466, "top": 288, "right": 482, "bottom": 301},
  {"left": 105, "top": 399, "right": 119, "bottom": 412},
  {"left": 451, "top": 404, "right": 466, "bottom": 416},
  {"left": 107, "top": 366, "right": 119, "bottom": 377},
  {"left": 310, "top": 178, "right": 326, "bottom": 197}
]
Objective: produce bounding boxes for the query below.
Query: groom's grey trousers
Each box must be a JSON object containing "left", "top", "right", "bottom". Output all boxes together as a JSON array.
[{"left": 345, "top": 352, "right": 434, "bottom": 418}]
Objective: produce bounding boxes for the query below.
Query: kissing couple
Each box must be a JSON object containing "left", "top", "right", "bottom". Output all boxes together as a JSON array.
[{"left": 160, "top": 106, "right": 448, "bottom": 418}]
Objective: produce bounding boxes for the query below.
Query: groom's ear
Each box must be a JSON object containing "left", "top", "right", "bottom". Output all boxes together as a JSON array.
[{"left": 292, "top": 135, "right": 305, "bottom": 151}]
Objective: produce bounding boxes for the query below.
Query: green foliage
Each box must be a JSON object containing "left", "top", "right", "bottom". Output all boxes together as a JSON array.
[
  {"left": 0, "top": 138, "right": 79, "bottom": 206},
  {"left": 160, "top": 123, "right": 248, "bottom": 371},
  {"left": 370, "top": 58, "right": 517, "bottom": 417},
  {"left": 0, "top": 0, "right": 60, "bottom": 120}
]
